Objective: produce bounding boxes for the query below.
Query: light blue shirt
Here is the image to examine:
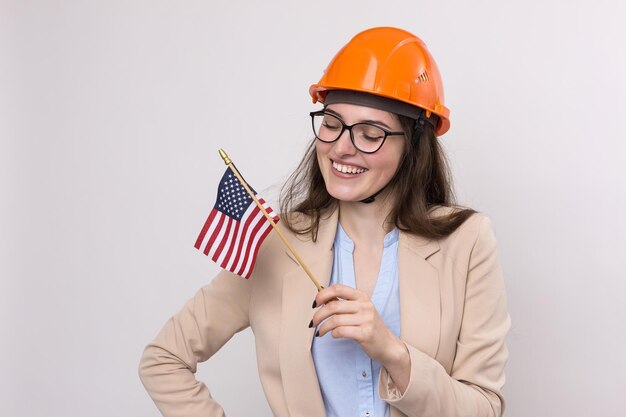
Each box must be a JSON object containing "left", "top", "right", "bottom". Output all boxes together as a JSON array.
[{"left": 311, "top": 223, "right": 401, "bottom": 417}]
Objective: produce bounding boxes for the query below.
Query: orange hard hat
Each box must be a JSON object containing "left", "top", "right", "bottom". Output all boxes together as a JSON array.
[{"left": 309, "top": 27, "right": 451, "bottom": 136}]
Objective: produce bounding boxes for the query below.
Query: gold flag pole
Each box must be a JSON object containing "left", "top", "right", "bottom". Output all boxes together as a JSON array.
[{"left": 219, "top": 149, "right": 323, "bottom": 291}]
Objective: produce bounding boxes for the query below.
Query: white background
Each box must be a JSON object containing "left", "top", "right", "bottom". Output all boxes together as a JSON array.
[{"left": 2, "top": 1, "right": 625, "bottom": 416}]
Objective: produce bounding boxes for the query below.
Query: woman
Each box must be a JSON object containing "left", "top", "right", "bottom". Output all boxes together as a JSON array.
[{"left": 139, "top": 27, "right": 510, "bottom": 417}]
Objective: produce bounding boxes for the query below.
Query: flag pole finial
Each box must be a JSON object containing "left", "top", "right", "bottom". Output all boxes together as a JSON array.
[{"left": 219, "top": 149, "right": 232, "bottom": 165}]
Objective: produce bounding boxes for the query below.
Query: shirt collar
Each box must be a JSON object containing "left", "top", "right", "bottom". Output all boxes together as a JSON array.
[{"left": 335, "top": 223, "right": 399, "bottom": 253}]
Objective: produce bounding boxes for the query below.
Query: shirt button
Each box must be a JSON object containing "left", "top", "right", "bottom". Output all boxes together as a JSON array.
[
  {"left": 365, "top": 412, "right": 370, "bottom": 417},
  {"left": 362, "top": 371, "right": 367, "bottom": 378}
]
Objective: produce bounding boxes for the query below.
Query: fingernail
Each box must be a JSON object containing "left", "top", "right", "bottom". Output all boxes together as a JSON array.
[
  {"left": 308, "top": 320, "right": 313, "bottom": 328},
  {"left": 315, "top": 330, "right": 320, "bottom": 337},
  {"left": 312, "top": 299, "right": 317, "bottom": 309}
]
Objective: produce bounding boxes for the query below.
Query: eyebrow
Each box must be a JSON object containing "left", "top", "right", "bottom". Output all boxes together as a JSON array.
[{"left": 324, "top": 108, "right": 394, "bottom": 130}]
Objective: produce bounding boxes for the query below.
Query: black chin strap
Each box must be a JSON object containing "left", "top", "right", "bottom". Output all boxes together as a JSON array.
[
  {"left": 359, "top": 111, "right": 437, "bottom": 204},
  {"left": 359, "top": 188, "right": 386, "bottom": 204}
]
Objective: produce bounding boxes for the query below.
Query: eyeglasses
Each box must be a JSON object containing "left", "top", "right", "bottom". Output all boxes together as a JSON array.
[{"left": 310, "top": 111, "right": 405, "bottom": 154}]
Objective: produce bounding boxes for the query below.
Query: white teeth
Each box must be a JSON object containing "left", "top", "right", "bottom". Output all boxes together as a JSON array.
[{"left": 332, "top": 161, "right": 367, "bottom": 174}]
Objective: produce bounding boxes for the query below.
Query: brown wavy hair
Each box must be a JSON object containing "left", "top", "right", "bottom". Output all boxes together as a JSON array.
[{"left": 279, "top": 115, "right": 476, "bottom": 241}]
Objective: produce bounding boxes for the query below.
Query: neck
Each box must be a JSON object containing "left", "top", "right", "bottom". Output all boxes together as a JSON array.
[{"left": 337, "top": 194, "right": 395, "bottom": 247}]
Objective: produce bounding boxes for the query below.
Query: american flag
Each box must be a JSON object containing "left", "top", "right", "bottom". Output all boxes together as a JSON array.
[{"left": 194, "top": 166, "right": 279, "bottom": 279}]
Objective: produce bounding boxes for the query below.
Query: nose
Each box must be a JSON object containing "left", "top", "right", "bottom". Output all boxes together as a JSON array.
[{"left": 332, "top": 128, "right": 358, "bottom": 156}]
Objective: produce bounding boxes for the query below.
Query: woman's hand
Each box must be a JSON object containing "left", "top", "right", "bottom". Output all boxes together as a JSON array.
[{"left": 311, "top": 284, "right": 411, "bottom": 392}]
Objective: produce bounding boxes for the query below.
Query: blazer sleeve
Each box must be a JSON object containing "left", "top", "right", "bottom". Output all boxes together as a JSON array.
[
  {"left": 138, "top": 269, "right": 252, "bottom": 417},
  {"left": 378, "top": 216, "right": 511, "bottom": 417}
]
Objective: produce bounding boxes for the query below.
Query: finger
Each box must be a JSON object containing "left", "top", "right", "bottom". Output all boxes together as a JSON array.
[
  {"left": 315, "top": 284, "right": 366, "bottom": 307},
  {"left": 319, "top": 325, "right": 366, "bottom": 341},
  {"left": 312, "top": 298, "right": 360, "bottom": 326},
  {"left": 316, "top": 314, "right": 363, "bottom": 338}
]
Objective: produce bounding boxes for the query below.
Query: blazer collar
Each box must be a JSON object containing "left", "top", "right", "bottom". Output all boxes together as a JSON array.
[{"left": 278, "top": 209, "right": 441, "bottom": 416}]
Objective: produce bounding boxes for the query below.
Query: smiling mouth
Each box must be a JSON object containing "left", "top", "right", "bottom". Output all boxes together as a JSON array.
[{"left": 332, "top": 160, "right": 368, "bottom": 175}]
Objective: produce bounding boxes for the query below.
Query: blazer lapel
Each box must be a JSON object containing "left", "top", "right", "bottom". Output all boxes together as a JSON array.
[
  {"left": 397, "top": 233, "right": 442, "bottom": 359},
  {"left": 279, "top": 211, "right": 337, "bottom": 416}
]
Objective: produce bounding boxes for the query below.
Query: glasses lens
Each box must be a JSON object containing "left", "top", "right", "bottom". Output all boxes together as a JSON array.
[
  {"left": 312, "top": 113, "right": 343, "bottom": 142},
  {"left": 352, "top": 124, "right": 386, "bottom": 153}
]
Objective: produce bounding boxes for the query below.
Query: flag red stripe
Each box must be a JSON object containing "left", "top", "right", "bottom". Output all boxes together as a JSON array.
[
  {"left": 218, "top": 216, "right": 238, "bottom": 267},
  {"left": 204, "top": 212, "right": 226, "bottom": 255},
  {"left": 220, "top": 220, "right": 241, "bottom": 268},
  {"left": 241, "top": 222, "right": 274, "bottom": 278},
  {"left": 211, "top": 216, "right": 233, "bottom": 262},
  {"left": 194, "top": 209, "right": 218, "bottom": 249},
  {"left": 237, "top": 199, "right": 279, "bottom": 277},
  {"left": 236, "top": 214, "right": 267, "bottom": 276},
  {"left": 231, "top": 204, "right": 261, "bottom": 270},
  {"left": 230, "top": 205, "right": 261, "bottom": 273}
]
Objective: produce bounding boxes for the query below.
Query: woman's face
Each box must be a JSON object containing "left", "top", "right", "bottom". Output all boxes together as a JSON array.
[{"left": 315, "top": 103, "right": 405, "bottom": 203}]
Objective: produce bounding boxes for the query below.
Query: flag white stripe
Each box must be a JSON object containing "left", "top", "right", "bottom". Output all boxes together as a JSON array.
[
  {"left": 230, "top": 203, "right": 261, "bottom": 273},
  {"left": 239, "top": 200, "right": 276, "bottom": 276},
  {"left": 233, "top": 215, "right": 258, "bottom": 274},
  {"left": 218, "top": 217, "right": 236, "bottom": 263},
  {"left": 223, "top": 202, "right": 257, "bottom": 270},
  {"left": 216, "top": 217, "right": 238, "bottom": 266},
  {"left": 239, "top": 199, "right": 277, "bottom": 277},
  {"left": 208, "top": 213, "right": 229, "bottom": 259},
  {"left": 223, "top": 223, "right": 241, "bottom": 271},
  {"left": 240, "top": 220, "right": 273, "bottom": 278},
  {"left": 238, "top": 215, "right": 266, "bottom": 277},
  {"left": 200, "top": 212, "right": 221, "bottom": 253}
]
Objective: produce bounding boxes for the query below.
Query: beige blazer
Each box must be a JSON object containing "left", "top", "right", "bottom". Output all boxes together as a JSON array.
[{"left": 139, "top": 209, "right": 510, "bottom": 417}]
